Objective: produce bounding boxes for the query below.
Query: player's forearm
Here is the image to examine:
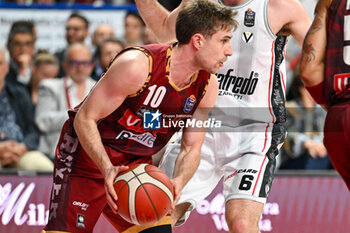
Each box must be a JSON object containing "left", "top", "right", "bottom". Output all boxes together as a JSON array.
[
  {"left": 172, "top": 148, "right": 200, "bottom": 190},
  {"left": 300, "top": 1, "right": 328, "bottom": 86},
  {"left": 135, "top": 0, "right": 184, "bottom": 43},
  {"left": 73, "top": 114, "right": 113, "bottom": 176}
]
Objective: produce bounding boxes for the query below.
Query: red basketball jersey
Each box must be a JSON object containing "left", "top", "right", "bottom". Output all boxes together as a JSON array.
[
  {"left": 325, "top": 0, "right": 350, "bottom": 106},
  {"left": 69, "top": 43, "right": 210, "bottom": 156}
]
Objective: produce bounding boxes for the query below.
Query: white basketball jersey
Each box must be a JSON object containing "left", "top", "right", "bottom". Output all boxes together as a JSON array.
[{"left": 212, "top": 0, "right": 287, "bottom": 127}]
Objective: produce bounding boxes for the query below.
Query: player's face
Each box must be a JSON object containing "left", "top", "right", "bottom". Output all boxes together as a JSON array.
[{"left": 198, "top": 27, "right": 232, "bottom": 74}]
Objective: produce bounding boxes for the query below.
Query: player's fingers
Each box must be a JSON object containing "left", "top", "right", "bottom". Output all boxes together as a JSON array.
[
  {"left": 105, "top": 185, "right": 118, "bottom": 214},
  {"left": 172, "top": 190, "right": 182, "bottom": 209},
  {"left": 174, "top": 190, "right": 182, "bottom": 205},
  {"left": 106, "top": 194, "right": 118, "bottom": 214},
  {"left": 118, "top": 165, "right": 129, "bottom": 173},
  {"left": 107, "top": 175, "right": 119, "bottom": 201}
]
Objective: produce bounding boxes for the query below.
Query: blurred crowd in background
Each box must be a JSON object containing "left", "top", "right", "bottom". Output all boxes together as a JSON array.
[
  {"left": 1, "top": 0, "right": 181, "bottom": 9},
  {"left": 0, "top": 0, "right": 333, "bottom": 173}
]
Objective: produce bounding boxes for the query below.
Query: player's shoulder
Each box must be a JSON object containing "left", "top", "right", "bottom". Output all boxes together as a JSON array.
[
  {"left": 268, "top": 0, "right": 305, "bottom": 12},
  {"left": 111, "top": 48, "right": 149, "bottom": 73},
  {"left": 105, "top": 48, "right": 150, "bottom": 90}
]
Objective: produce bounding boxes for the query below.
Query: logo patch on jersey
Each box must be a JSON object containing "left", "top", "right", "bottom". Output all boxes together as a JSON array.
[
  {"left": 242, "top": 32, "right": 253, "bottom": 43},
  {"left": 184, "top": 95, "right": 196, "bottom": 113},
  {"left": 116, "top": 130, "right": 156, "bottom": 148},
  {"left": 333, "top": 72, "right": 350, "bottom": 94},
  {"left": 143, "top": 110, "right": 161, "bottom": 129},
  {"left": 77, "top": 214, "right": 85, "bottom": 228},
  {"left": 244, "top": 8, "right": 255, "bottom": 27},
  {"left": 118, "top": 109, "right": 142, "bottom": 132}
]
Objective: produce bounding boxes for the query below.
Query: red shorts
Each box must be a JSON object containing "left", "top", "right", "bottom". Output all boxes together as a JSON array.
[
  {"left": 44, "top": 120, "right": 152, "bottom": 233},
  {"left": 324, "top": 103, "right": 350, "bottom": 190}
]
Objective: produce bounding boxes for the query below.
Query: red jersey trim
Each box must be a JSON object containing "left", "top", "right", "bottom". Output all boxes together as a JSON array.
[
  {"left": 128, "top": 46, "right": 153, "bottom": 98},
  {"left": 165, "top": 44, "right": 200, "bottom": 91}
]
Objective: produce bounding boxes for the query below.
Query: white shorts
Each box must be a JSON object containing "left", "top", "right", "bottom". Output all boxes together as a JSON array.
[{"left": 159, "top": 123, "right": 286, "bottom": 225}]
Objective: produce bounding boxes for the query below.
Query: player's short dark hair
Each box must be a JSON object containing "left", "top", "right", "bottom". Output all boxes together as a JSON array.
[
  {"left": 176, "top": 0, "right": 238, "bottom": 44},
  {"left": 68, "top": 12, "right": 89, "bottom": 29},
  {"left": 7, "top": 20, "right": 35, "bottom": 46}
]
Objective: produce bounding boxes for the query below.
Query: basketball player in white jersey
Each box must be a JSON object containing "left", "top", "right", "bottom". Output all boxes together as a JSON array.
[{"left": 136, "top": 0, "right": 311, "bottom": 232}]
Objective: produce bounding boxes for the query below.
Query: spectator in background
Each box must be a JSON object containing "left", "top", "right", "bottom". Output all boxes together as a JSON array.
[
  {"left": 279, "top": 75, "right": 331, "bottom": 170},
  {"left": 91, "top": 23, "right": 115, "bottom": 52},
  {"left": 0, "top": 47, "right": 53, "bottom": 171},
  {"left": 91, "top": 23, "right": 116, "bottom": 78},
  {"left": 6, "top": 20, "right": 36, "bottom": 88},
  {"left": 30, "top": 51, "right": 59, "bottom": 105},
  {"left": 91, "top": 38, "right": 124, "bottom": 80},
  {"left": 123, "top": 11, "right": 145, "bottom": 48},
  {"left": 55, "top": 12, "right": 89, "bottom": 77},
  {"left": 35, "top": 43, "right": 95, "bottom": 160}
]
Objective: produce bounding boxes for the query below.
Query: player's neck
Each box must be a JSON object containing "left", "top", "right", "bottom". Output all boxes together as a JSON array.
[
  {"left": 169, "top": 45, "right": 199, "bottom": 89},
  {"left": 222, "top": 0, "right": 247, "bottom": 5}
]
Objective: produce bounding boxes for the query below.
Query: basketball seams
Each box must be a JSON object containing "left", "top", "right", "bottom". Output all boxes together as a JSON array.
[
  {"left": 113, "top": 163, "right": 174, "bottom": 225},
  {"left": 131, "top": 165, "right": 160, "bottom": 223},
  {"left": 143, "top": 169, "right": 173, "bottom": 204}
]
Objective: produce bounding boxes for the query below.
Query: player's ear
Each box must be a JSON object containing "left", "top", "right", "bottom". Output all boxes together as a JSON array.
[{"left": 192, "top": 34, "right": 205, "bottom": 50}]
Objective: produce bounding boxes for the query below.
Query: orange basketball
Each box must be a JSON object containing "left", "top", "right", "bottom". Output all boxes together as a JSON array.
[{"left": 114, "top": 163, "right": 174, "bottom": 225}]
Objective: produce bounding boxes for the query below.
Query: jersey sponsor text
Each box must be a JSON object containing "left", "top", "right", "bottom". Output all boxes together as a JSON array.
[{"left": 217, "top": 69, "right": 258, "bottom": 96}]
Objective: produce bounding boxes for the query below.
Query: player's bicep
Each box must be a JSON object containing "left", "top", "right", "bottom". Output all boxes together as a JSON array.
[
  {"left": 77, "top": 50, "right": 149, "bottom": 122},
  {"left": 288, "top": 1, "right": 312, "bottom": 46},
  {"left": 198, "top": 74, "right": 219, "bottom": 110}
]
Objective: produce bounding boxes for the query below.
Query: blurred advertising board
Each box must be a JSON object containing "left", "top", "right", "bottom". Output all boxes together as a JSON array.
[{"left": 0, "top": 173, "right": 349, "bottom": 233}]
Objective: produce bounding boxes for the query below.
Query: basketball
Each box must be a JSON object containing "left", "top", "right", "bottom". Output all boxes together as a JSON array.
[{"left": 113, "top": 163, "right": 174, "bottom": 225}]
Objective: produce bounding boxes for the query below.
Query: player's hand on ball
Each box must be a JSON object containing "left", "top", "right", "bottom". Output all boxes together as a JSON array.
[
  {"left": 170, "top": 178, "right": 183, "bottom": 209},
  {"left": 104, "top": 165, "right": 129, "bottom": 214}
]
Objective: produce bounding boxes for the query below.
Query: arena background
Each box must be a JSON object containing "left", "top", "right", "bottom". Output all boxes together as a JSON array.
[
  {"left": 0, "top": 2, "right": 349, "bottom": 233},
  {"left": 1, "top": 171, "right": 349, "bottom": 233}
]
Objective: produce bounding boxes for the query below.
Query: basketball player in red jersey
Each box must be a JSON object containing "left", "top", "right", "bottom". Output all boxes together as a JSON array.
[
  {"left": 300, "top": 0, "right": 350, "bottom": 190},
  {"left": 42, "top": 1, "right": 237, "bottom": 233}
]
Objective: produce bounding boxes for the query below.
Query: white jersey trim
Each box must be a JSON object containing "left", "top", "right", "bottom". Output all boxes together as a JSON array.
[{"left": 264, "top": 0, "right": 276, "bottom": 39}]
